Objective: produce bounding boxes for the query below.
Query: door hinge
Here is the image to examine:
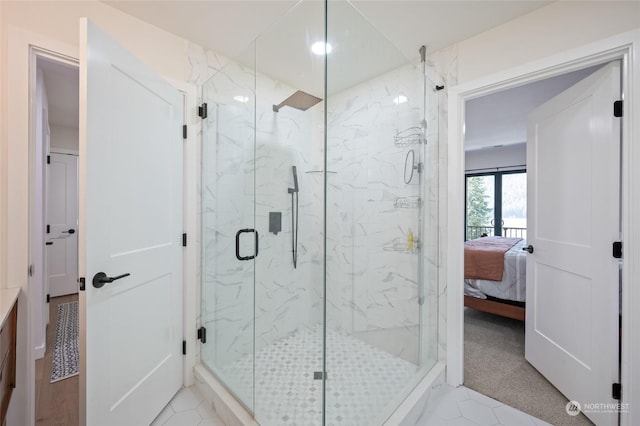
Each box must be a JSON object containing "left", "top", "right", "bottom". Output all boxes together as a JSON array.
[
  {"left": 197, "top": 326, "right": 207, "bottom": 344},
  {"left": 46, "top": 224, "right": 50, "bottom": 234},
  {"left": 198, "top": 103, "right": 208, "bottom": 119},
  {"left": 614, "top": 100, "right": 623, "bottom": 118},
  {"left": 28, "top": 264, "right": 33, "bottom": 277},
  {"left": 182, "top": 124, "right": 187, "bottom": 139},
  {"left": 613, "top": 382, "right": 621, "bottom": 400},
  {"left": 78, "top": 277, "right": 85, "bottom": 291},
  {"left": 182, "top": 233, "right": 187, "bottom": 247},
  {"left": 182, "top": 340, "right": 187, "bottom": 355},
  {"left": 46, "top": 294, "right": 50, "bottom": 303},
  {"left": 613, "top": 241, "right": 622, "bottom": 259},
  {"left": 47, "top": 155, "right": 50, "bottom": 164}
]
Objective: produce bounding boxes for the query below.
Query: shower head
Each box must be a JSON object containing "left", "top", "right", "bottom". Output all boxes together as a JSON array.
[{"left": 273, "top": 91, "right": 322, "bottom": 113}]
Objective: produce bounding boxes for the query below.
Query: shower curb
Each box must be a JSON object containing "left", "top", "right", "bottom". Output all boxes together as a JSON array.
[
  {"left": 194, "top": 364, "right": 258, "bottom": 426},
  {"left": 194, "top": 361, "right": 445, "bottom": 425}
]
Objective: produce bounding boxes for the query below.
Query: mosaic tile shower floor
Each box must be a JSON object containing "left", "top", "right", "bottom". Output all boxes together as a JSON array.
[{"left": 220, "top": 325, "right": 419, "bottom": 426}]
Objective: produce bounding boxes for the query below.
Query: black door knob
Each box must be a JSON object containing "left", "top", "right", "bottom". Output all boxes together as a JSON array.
[
  {"left": 62, "top": 229, "right": 75, "bottom": 234},
  {"left": 92, "top": 272, "right": 131, "bottom": 288},
  {"left": 522, "top": 245, "right": 534, "bottom": 253}
]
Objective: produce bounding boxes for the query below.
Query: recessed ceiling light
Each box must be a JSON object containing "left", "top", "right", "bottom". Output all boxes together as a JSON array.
[
  {"left": 311, "top": 41, "right": 333, "bottom": 55},
  {"left": 393, "top": 95, "right": 408, "bottom": 104},
  {"left": 234, "top": 95, "right": 249, "bottom": 103}
]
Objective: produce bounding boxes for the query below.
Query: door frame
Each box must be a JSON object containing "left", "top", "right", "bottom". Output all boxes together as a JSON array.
[
  {"left": 446, "top": 29, "right": 640, "bottom": 425},
  {"left": 14, "top": 28, "right": 197, "bottom": 425}
]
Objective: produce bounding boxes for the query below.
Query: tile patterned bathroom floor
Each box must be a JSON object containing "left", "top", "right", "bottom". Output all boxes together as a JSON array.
[
  {"left": 419, "top": 384, "right": 553, "bottom": 426},
  {"left": 151, "top": 386, "right": 226, "bottom": 426}
]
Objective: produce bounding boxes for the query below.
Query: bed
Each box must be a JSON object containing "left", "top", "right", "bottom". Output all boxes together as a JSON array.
[{"left": 464, "top": 236, "right": 527, "bottom": 321}]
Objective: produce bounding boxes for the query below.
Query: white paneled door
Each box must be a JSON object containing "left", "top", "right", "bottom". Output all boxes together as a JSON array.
[
  {"left": 47, "top": 152, "right": 79, "bottom": 297},
  {"left": 525, "top": 62, "right": 621, "bottom": 426},
  {"left": 79, "top": 19, "right": 183, "bottom": 426}
]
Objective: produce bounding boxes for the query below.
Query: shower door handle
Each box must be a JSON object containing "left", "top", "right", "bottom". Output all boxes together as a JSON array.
[{"left": 235, "top": 228, "right": 259, "bottom": 261}]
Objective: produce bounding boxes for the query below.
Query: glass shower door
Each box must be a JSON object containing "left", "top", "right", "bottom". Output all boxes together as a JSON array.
[
  {"left": 200, "top": 60, "right": 257, "bottom": 411},
  {"left": 251, "top": 2, "right": 326, "bottom": 424}
]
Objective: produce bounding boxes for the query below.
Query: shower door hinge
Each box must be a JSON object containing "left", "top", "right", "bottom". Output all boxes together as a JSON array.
[
  {"left": 614, "top": 100, "right": 623, "bottom": 117},
  {"left": 198, "top": 103, "right": 208, "bottom": 119},
  {"left": 197, "top": 326, "right": 207, "bottom": 344},
  {"left": 182, "top": 124, "right": 187, "bottom": 139},
  {"left": 613, "top": 241, "right": 622, "bottom": 259},
  {"left": 182, "top": 340, "right": 187, "bottom": 355},
  {"left": 182, "top": 233, "right": 187, "bottom": 247}
]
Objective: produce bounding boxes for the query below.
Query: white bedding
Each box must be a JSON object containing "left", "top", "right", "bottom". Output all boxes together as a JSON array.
[{"left": 464, "top": 239, "right": 527, "bottom": 302}]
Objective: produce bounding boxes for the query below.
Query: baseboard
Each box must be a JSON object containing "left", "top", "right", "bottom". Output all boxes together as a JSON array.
[{"left": 34, "top": 344, "right": 45, "bottom": 360}]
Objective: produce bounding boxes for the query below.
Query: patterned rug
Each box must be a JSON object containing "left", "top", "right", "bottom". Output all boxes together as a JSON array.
[{"left": 51, "top": 301, "right": 79, "bottom": 383}]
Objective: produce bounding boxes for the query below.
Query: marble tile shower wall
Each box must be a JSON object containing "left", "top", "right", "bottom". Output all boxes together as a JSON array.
[{"left": 324, "top": 63, "right": 439, "bottom": 343}]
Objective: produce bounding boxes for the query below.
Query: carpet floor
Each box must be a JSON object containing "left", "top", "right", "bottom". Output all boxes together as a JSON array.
[{"left": 464, "top": 308, "right": 594, "bottom": 426}]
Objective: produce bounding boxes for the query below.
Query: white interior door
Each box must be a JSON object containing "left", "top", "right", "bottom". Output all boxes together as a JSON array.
[
  {"left": 47, "top": 152, "right": 79, "bottom": 297},
  {"left": 525, "top": 62, "right": 621, "bottom": 425},
  {"left": 79, "top": 19, "right": 183, "bottom": 425}
]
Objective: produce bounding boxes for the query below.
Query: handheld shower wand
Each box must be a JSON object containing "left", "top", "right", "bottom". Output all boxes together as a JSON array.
[
  {"left": 288, "top": 166, "right": 299, "bottom": 269},
  {"left": 288, "top": 166, "right": 299, "bottom": 194}
]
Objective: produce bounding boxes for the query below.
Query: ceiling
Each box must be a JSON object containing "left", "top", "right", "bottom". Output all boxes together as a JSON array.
[
  {"left": 104, "top": 0, "right": 552, "bottom": 95},
  {"left": 39, "top": 57, "right": 79, "bottom": 129},
  {"left": 42, "top": 1, "right": 564, "bottom": 139},
  {"left": 465, "top": 64, "right": 603, "bottom": 150}
]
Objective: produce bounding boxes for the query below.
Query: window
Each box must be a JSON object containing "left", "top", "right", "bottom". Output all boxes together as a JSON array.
[{"left": 465, "top": 170, "right": 526, "bottom": 240}]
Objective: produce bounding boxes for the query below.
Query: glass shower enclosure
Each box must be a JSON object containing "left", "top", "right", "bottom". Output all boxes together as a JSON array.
[{"left": 200, "top": 1, "right": 440, "bottom": 424}]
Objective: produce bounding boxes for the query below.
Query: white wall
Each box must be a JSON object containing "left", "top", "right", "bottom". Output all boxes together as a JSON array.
[
  {"left": 456, "top": 1, "right": 640, "bottom": 84},
  {"left": 50, "top": 125, "right": 79, "bottom": 152},
  {"left": 0, "top": 2, "right": 193, "bottom": 424},
  {"left": 465, "top": 143, "right": 526, "bottom": 173}
]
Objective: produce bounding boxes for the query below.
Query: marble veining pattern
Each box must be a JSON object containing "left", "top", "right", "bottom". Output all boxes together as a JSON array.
[
  {"left": 420, "top": 384, "right": 553, "bottom": 426},
  {"left": 151, "top": 386, "right": 226, "bottom": 426}
]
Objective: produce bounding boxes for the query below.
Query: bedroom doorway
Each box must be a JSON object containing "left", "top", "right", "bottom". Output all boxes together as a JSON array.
[{"left": 461, "top": 62, "right": 616, "bottom": 426}]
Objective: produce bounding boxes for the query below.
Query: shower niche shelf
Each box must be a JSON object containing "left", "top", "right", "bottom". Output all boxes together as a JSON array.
[
  {"left": 383, "top": 243, "right": 420, "bottom": 254},
  {"left": 394, "top": 126, "right": 426, "bottom": 147},
  {"left": 394, "top": 196, "right": 422, "bottom": 209},
  {"left": 305, "top": 170, "right": 337, "bottom": 174}
]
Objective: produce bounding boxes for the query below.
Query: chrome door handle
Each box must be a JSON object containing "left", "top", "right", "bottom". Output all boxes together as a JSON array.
[{"left": 92, "top": 272, "right": 130, "bottom": 288}]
